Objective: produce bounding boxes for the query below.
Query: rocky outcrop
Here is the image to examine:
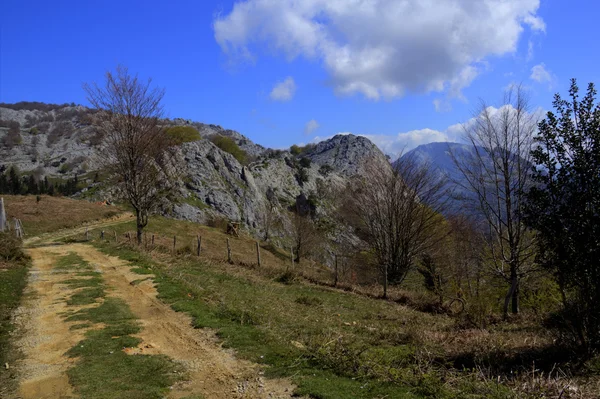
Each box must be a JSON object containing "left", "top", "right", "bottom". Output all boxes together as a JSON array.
[
  {"left": 0, "top": 106, "right": 100, "bottom": 177},
  {"left": 304, "top": 134, "right": 389, "bottom": 177},
  {"left": 0, "top": 104, "right": 391, "bottom": 237}
]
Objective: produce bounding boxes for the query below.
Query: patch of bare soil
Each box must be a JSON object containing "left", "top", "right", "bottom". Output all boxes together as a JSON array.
[
  {"left": 12, "top": 248, "right": 86, "bottom": 399},
  {"left": 48, "top": 243, "right": 295, "bottom": 399}
]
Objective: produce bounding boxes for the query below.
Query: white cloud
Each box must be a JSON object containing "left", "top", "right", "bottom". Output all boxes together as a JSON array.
[
  {"left": 530, "top": 63, "right": 554, "bottom": 87},
  {"left": 304, "top": 119, "right": 320, "bottom": 135},
  {"left": 214, "top": 0, "right": 544, "bottom": 101},
  {"left": 270, "top": 77, "right": 296, "bottom": 101},
  {"left": 527, "top": 40, "right": 534, "bottom": 61},
  {"left": 524, "top": 14, "right": 546, "bottom": 32},
  {"left": 311, "top": 104, "right": 544, "bottom": 159}
]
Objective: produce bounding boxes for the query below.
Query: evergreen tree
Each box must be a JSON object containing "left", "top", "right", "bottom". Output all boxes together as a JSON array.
[
  {"left": 9, "top": 167, "right": 21, "bottom": 194},
  {"left": 525, "top": 79, "right": 600, "bottom": 353}
]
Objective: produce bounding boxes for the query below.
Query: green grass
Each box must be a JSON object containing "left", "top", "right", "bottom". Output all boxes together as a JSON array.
[
  {"left": 0, "top": 260, "right": 29, "bottom": 396},
  {"left": 0, "top": 233, "right": 30, "bottom": 397},
  {"left": 181, "top": 194, "right": 210, "bottom": 210},
  {"left": 53, "top": 252, "right": 183, "bottom": 399},
  {"left": 95, "top": 243, "right": 462, "bottom": 398}
]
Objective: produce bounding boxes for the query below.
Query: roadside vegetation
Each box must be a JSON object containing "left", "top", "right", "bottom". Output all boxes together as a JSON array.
[
  {"left": 84, "top": 215, "right": 600, "bottom": 398},
  {"left": 0, "top": 232, "right": 29, "bottom": 397}
]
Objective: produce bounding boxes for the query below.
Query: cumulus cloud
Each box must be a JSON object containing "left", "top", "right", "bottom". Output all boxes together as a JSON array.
[
  {"left": 304, "top": 119, "right": 320, "bottom": 135},
  {"left": 270, "top": 77, "right": 296, "bottom": 101},
  {"left": 214, "top": 0, "right": 544, "bottom": 101},
  {"left": 530, "top": 63, "right": 554, "bottom": 87}
]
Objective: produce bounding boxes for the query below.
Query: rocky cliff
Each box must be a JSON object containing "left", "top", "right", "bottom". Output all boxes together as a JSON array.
[{"left": 0, "top": 103, "right": 390, "bottom": 238}]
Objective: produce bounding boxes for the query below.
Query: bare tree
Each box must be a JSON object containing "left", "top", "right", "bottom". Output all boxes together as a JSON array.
[
  {"left": 345, "top": 156, "right": 448, "bottom": 298},
  {"left": 451, "top": 85, "right": 538, "bottom": 317},
  {"left": 84, "top": 66, "right": 179, "bottom": 245},
  {"left": 287, "top": 211, "right": 324, "bottom": 263}
]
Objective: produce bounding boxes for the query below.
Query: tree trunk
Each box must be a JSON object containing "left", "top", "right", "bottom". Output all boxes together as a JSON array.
[
  {"left": 503, "top": 272, "right": 519, "bottom": 318},
  {"left": 383, "top": 264, "right": 388, "bottom": 299},
  {"left": 136, "top": 209, "right": 143, "bottom": 245},
  {"left": 511, "top": 279, "right": 519, "bottom": 314}
]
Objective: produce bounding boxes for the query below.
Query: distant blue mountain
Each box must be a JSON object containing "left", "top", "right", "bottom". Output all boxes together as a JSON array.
[{"left": 395, "top": 142, "right": 490, "bottom": 215}]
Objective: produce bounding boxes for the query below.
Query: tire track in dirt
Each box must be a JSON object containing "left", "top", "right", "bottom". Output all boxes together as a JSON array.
[
  {"left": 47, "top": 243, "right": 295, "bottom": 399},
  {"left": 13, "top": 248, "right": 85, "bottom": 399}
]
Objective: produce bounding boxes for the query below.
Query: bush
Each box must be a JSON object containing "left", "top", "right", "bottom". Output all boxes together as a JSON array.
[
  {"left": 319, "top": 164, "right": 333, "bottom": 176},
  {"left": 0, "top": 232, "right": 27, "bottom": 262},
  {"left": 299, "top": 157, "right": 312, "bottom": 168},
  {"left": 36, "top": 122, "right": 50, "bottom": 134},
  {"left": 289, "top": 143, "right": 316, "bottom": 156},
  {"left": 209, "top": 135, "right": 247, "bottom": 164},
  {"left": 290, "top": 144, "right": 302, "bottom": 155},
  {"left": 295, "top": 167, "right": 309, "bottom": 185},
  {"left": 165, "top": 126, "right": 201, "bottom": 145},
  {"left": 47, "top": 121, "right": 74, "bottom": 146},
  {"left": 1, "top": 122, "right": 22, "bottom": 149}
]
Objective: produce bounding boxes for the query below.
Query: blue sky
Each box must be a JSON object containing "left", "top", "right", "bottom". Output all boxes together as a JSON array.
[{"left": 1, "top": 0, "right": 598, "bottom": 156}]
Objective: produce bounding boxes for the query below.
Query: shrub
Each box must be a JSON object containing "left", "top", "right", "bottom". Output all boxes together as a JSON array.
[
  {"left": 36, "top": 122, "right": 50, "bottom": 134},
  {"left": 0, "top": 232, "right": 27, "bottom": 262},
  {"left": 209, "top": 135, "right": 247, "bottom": 164},
  {"left": 165, "top": 126, "right": 201, "bottom": 145},
  {"left": 299, "top": 157, "right": 312, "bottom": 168},
  {"left": 319, "top": 164, "right": 333, "bottom": 176},
  {"left": 1, "top": 122, "right": 22, "bottom": 149},
  {"left": 295, "top": 167, "right": 309, "bottom": 185},
  {"left": 47, "top": 121, "right": 74, "bottom": 146},
  {"left": 290, "top": 144, "right": 302, "bottom": 155},
  {"left": 290, "top": 143, "right": 316, "bottom": 156}
]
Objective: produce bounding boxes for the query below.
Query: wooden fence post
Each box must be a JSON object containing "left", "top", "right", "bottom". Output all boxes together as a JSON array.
[
  {"left": 290, "top": 246, "right": 294, "bottom": 269},
  {"left": 101, "top": 230, "right": 105, "bottom": 240},
  {"left": 227, "top": 238, "right": 232, "bottom": 263},
  {"left": 334, "top": 254, "right": 338, "bottom": 287},
  {"left": 127, "top": 232, "right": 131, "bottom": 243},
  {"left": 256, "top": 241, "right": 261, "bottom": 267},
  {"left": 197, "top": 235, "right": 202, "bottom": 256},
  {"left": 173, "top": 235, "right": 177, "bottom": 254},
  {"left": 152, "top": 234, "right": 155, "bottom": 246},
  {"left": 114, "top": 230, "right": 117, "bottom": 242}
]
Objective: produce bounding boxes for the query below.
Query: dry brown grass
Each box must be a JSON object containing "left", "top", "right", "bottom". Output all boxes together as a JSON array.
[
  {"left": 109, "top": 217, "right": 334, "bottom": 282},
  {"left": 2, "top": 195, "right": 122, "bottom": 237}
]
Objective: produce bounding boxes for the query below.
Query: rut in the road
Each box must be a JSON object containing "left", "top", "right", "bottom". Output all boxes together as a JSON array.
[
  {"left": 16, "top": 243, "right": 294, "bottom": 399},
  {"left": 13, "top": 248, "right": 81, "bottom": 399}
]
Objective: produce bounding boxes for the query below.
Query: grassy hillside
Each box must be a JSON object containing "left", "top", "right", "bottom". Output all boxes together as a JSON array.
[
  {"left": 83, "top": 216, "right": 599, "bottom": 398},
  {"left": 2, "top": 195, "right": 121, "bottom": 236}
]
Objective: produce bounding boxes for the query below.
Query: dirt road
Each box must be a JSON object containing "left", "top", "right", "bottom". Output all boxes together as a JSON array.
[{"left": 13, "top": 231, "right": 294, "bottom": 398}]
